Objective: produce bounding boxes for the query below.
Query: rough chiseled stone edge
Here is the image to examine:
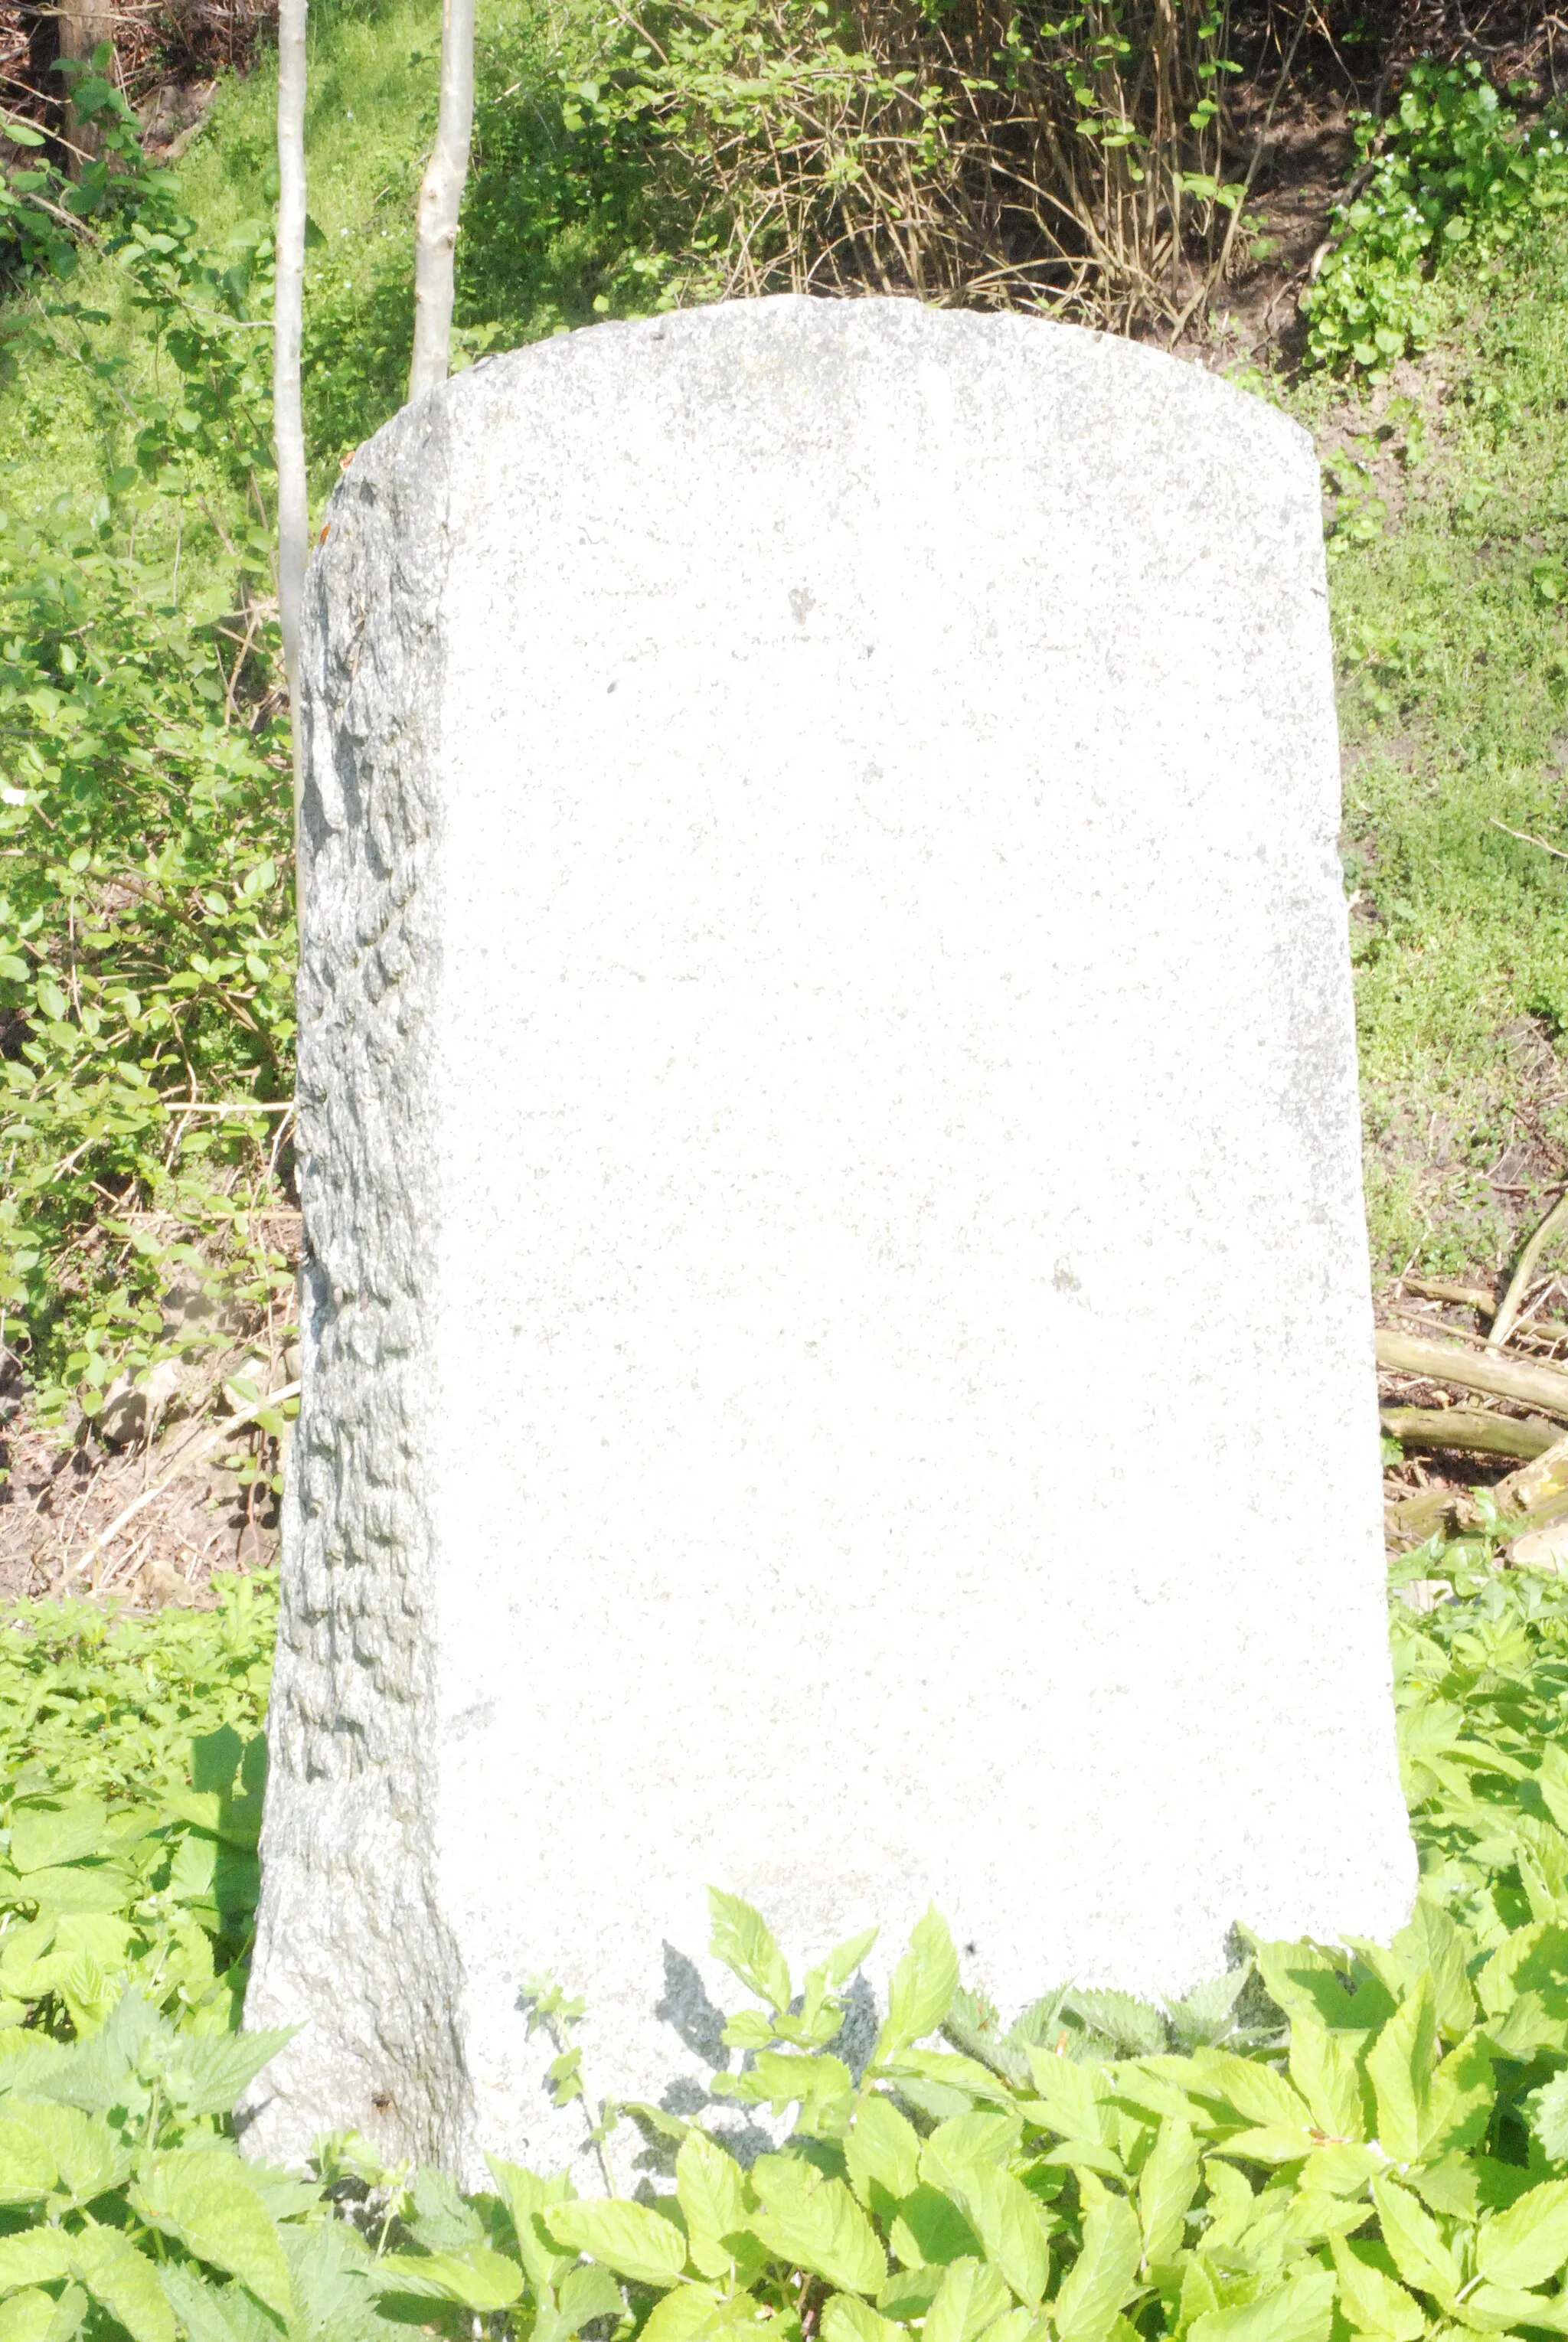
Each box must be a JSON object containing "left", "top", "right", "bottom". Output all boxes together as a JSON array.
[{"left": 240, "top": 393, "right": 474, "bottom": 2170}]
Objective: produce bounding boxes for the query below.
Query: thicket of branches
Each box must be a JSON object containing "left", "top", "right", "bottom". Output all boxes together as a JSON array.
[{"left": 550, "top": 0, "right": 1563, "bottom": 335}]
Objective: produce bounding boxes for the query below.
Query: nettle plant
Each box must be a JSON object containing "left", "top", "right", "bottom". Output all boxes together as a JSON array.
[
  {"left": 1305, "top": 63, "right": 1568, "bottom": 382},
  {"left": 8, "top": 1564, "right": 1568, "bottom": 2340}
]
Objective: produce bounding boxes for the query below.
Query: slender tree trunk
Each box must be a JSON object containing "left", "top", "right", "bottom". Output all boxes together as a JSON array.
[
  {"left": 408, "top": 0, "right": 476, "bottom": 400},
  {"left": 274, "top": 0, "right": 309, "bottom": 929},
  {"left": 57, "top": 0, "right": 115, "bottom": 175}
]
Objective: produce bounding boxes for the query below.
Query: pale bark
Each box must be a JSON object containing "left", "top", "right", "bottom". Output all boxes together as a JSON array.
[
  {"left": 408, "top": 0, "right": 476, "bottom": 401},
  {"left": 274, "top": 0, "right": 309, "bottom": 928}
]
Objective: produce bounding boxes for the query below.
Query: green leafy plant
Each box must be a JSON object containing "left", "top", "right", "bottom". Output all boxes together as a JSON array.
[
  {"left": 10, "top": 1560, "right": 1568, "bottom": 2342},
  {"left": 1305, "top": 64, "right": 1568, "bottom": 381},
  {"left": 0, "top": 92, "right": 295, "bottom": 1427}
]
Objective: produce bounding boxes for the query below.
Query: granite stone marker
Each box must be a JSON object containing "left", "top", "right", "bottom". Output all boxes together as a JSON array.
[{"left": 242, "top": 295, "right": 1416, "bottom": 2181}]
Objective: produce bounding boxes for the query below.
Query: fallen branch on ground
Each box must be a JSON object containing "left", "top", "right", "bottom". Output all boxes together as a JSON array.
[
  {"left": 1489, "top": 1188, "right": 1568, "bottom": 1351},
  {"left": 1375, "top": 1328, "right": 1568, "bottom": 1418},
  {"left": 1380, "top": 1407, "right": 1561, "bottom": 1462}
]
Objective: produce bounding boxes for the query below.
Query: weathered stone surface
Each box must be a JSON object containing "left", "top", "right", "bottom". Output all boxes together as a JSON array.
[{"left": 242, "top": 296, "right": 1416, "bottom": 2183}]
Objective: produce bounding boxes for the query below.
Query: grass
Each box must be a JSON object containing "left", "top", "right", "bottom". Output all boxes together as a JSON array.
[{"left": 1302, "top": 235, "right": 1568, "bottom": 1278}]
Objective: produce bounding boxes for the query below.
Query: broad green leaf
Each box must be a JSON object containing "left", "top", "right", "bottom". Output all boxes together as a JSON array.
[
  {"left": 67, "top": 2220, "right": 175, "bottom": 2342},
  {"left": 0, "top": 2115, "right": 55, "bottom": 2206},
  {"left": 1330, "top": 2236, "right": 1426, "bottom": 2340},
  {"left": 1024, "top": 2051, "right": 1112, "bottom": 2141},
  {"left": 708, "top": 1890, "right": 791, "bottom": 2014},
  {"left": 0, "top": 2291, "right": 76, "bottom": 2342},
  {"left": 162, "top": 2028, "right": 296, "bottom": 2118},
  {"left": 0, "top": 2233, "right": 71, "bottom": 2288},
  {"left": 560, "top": 2262, "right": 625, "bottom": 2329},
  {"left": 640, "top": 2286, "right": 777, "bottom": 2342},
  {"left": 822, "top": 2297, "right": 905, "bottom": 2342},
  {"left": 1051, "top": 2190, "right": 1141, "bottom": 2342},
  {"left": 1372, "top": 2177, "right": 1460, "bottom": 2305},
  {"left": 920, "top": 2136, "right": 1049, "bottom": 2307},
  {"left": 1538, "top": 1745, "right": 1568, "bottom": 1837},
  {"left": 748, "top": 2157, "right": 887, "bottom": 2295},
  {"left": 1192, "top": 2051, "right": 1315, "bottom": 2135},
  {"left": 376, "top": 2249, "right": 525, "bottom": 2311},
  {"left": 676, "top": 2130, "right": 750, "bottom": 2278},
  {"left": 155, "top": 2265, "right": 254, "bottom": 2342},
  {"left": 0, "top": 2105, "right": 128, "bottom": 2205},
  {"left": 1396, "top": 1902, "right": 1477, "bottom": 2040},
  {"left": 1367, "top": 1978, "right": 1439, "bottom": 2164},
  {"left": 716, "top": 2050, "right": 854, "bottom": 2136},
  {"left": 923, "top": 2113, "right": 1022, "bottom": 2173},
  {"left": 890, "top": 2183, "right": 983, "bottom": 2270},
  {"left": 1301, "top": 2143, "right": 1384, "bottom": 2197},
  {"left": 1476, "top": 2179, "right": 1568, "bottom": 2289},
  {"left": 846, "top": 2092, "right": 922, "bottom": 2210},
  {"left": 1424, "top": 2033, "right": 1494, "bottom": 2159},
  {"left": 825, "top": 1928, "right": 880, "bottom": 1989},
  {"left": 1459, "top": 2282, "right": 1568, "bottom": 2334},
  {"left": 1250, "top": 1940, "right": 1394, "bottom": 2034},
  {"left": 1534, "top": 2072, "right": 1568, "bottom": 2164},
  {"left": 8, "top": 1800, "right": 108, "bottom": 1875},
  {"left": 979, "top": 2311, "right": 1048, "bottom": 2342},
  {"left": 1287, "top": 2016, "right": 1365, "bottom": 2143},
  {"left": 1138, "top": 2120, "right": 1200, "bottom": 2267},
  {"left": 1180, "top": 2255, "right": 1223, "bottom": 2331},
  {"left": 131, "top": 2147, "right": 292, "bottom": 2321},
  {"left": 879, "top": 2265, "right": 946, "bottom": 2319},
  {"left": 1477, "top": 1923, "right": 1568, "bottom": 2020},
  {"left": 485, "top": 2155, "right": 580, "bottom": 2292},
  {"left": 1188, "top": 2265, "right": 1334, "bottom": 2342},
  {"left": 874, "top": 1911, "right": 959, "bottom": 2064},
  {"left": 547, "top": 2198, "right": 690, "bottom": 2288},
  {"left": 923, "top": 2256, "right": 1012, "bottom": 2342},
  {"left": 642, "top": 2288, "right": 730, "bottom": 2342}
]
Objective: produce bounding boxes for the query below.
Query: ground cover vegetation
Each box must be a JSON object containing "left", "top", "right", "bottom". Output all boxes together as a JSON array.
[{"left": 0, "top": 1543, "right": 1558, "bottom": 2342}]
